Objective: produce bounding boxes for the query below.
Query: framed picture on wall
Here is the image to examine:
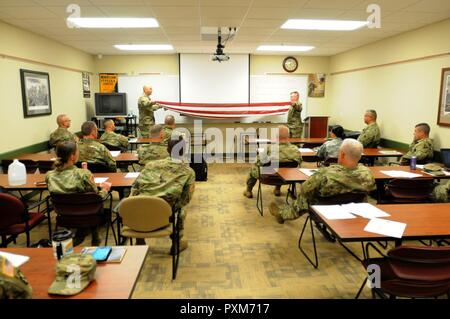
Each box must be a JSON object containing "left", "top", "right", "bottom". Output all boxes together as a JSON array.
[
  {"left": 82, "top": 72, "right": 91, "bottom": 98},
  {"left": 437, "top": 67, "right": 450, "bottom": 126},
  {"left": 20, "top": 69, "right": 52, "bottom": 118}
]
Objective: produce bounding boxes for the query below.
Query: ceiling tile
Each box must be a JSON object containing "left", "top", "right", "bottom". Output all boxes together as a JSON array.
[
  {"left": 151, "top": 6, "right": 199, "bottom": 18},
  {"left": 157, "top": 18, "right": 200, "bottom": 27},
  {"left": 200, "top": 6, "right": 248, "bottom": 18},
  {"left": 0, "top": 6, "right": 57, "bottom": 19},
  {"left": 302, "top": 0, "right": 364, "bottom": 10}
]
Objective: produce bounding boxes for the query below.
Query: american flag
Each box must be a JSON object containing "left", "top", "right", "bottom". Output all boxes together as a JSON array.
[{"left": 156, "top": 101, "right": 291, "bottom": 119}]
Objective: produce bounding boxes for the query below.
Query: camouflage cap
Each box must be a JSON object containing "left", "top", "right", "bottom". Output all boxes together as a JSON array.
[
  {"left": 424, "top": 163, "right": 445, "bottom": 176},
  {"left": 0, "top": 255, "right": 32, "bottom": 299},
  {"left": 48, "top": 253, "right": 96, "bottom": 296}
]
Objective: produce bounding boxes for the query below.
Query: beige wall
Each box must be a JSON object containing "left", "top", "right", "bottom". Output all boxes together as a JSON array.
[
  {"left": 95, "top": 54, "right": 179, "bottom": 75},
  {"left": 329, "top": 19, "right": 450, "bottom": 150},
  {"left": 0, "top": 21, "right": 96, "bottom": 154}
]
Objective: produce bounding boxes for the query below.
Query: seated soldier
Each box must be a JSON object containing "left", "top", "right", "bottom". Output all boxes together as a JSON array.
[
  {"left": 100, "top": 119, "right": 129, "bottom": 151},
  {"left": 49, "top": 114, "right": 79, "bottom": 148},
  {"left": 130, "top": 137, "right": 195, "bottom": 253},
  {"left": 269, "top": 139, "right": 376, "bottom": 224},
  {"left": 316, "top": 125, "right": 344, "bottom": 161},
  {"left": 46, "top": 141, "right": 111, "bottom": 246},
  {"left": 243, "top": 125, "right": 303, "bottom": 198},
  {"left": 78, "top": 121, "right": 117, "bottom": 172},
  {"left": 137, "top": 124, "right": 170, "bottom": 166},
  {"left": 162, "top": 114, "right": 177, "bottom": 145},
  {"left": 357, "top": 109, "right": 381, "bottom": 148},
  {"left": 432, "top": 180, "right": 449, "bottom": 203},
  {"left": 400, "top": 123, "right": 434, "bottom": 165}
]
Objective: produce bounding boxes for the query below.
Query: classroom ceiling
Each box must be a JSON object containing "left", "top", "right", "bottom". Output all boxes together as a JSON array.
[{"left": 0, "top": 0, "right": 449, "bottom": 56}]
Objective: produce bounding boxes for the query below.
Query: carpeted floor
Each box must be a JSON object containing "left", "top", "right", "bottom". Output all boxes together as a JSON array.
[{"left": 7, "top": 160, "right": 398, "bottom": 299}]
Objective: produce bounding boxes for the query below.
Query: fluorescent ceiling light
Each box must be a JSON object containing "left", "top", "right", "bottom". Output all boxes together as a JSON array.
[
  {"left": 257, "top": 45, "right": 314, "bottom": 52},
  {"left": 281, "top": 19, "right": 367, "bottom": 31},
  {"left": 114, "top": 44, "right": 173, "bottom": 51},
  {"left": 67, "top": 17, "right": 158, "bottom": 28}
]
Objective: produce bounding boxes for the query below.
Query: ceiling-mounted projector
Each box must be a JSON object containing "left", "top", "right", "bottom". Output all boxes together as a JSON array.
[{"left": 210, "top": 27, "right": 235, "bottom": 62}]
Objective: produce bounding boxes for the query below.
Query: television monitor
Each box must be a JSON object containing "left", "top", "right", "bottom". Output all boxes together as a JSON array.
[{"left": 95, "top": 93, "right": 127, "bottom": 116}]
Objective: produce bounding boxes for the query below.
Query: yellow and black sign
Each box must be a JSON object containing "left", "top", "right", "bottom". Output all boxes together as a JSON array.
[{"left": 99, "top": 73, "right": 118, "bottom": 93}]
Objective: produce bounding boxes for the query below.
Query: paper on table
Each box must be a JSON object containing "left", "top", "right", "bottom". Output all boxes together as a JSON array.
[
  {"left": 380, "top": 170, "right": 423, "bottom": 178},
  {"left": 299, "top": 168, "right": 319, "bottom": 177},
  {"left": 364, "top": 218, "right": 406, "bottom": 238},
  {"left": 128, "top": 138, "right": 137, "bottom": 143},
  {"left": 312, "top": 205, "right": 356, "bottom": 220},
  {"left": 0, "top": 251, "right": 30, "bottom": 267},
  {"left": 379, "top": 150, "right": 402, "bottom": 155},
  {"left": 125, "top": 172, "right": 140, "bottom": 178},
  {"left": 94, "top": 177, "right": 109, "bottom": 184},
  {"left": 110, "top": 151, "right": 121, "bottom": 157},
  {"left": 299, "top": 148, "right": 314, "bottom": 152},
  {"left": 416, "top": 164, "right": 424, "bottom": 169},
  {"left": 341, "top": 203, "right": 390, "bottom": 219}
]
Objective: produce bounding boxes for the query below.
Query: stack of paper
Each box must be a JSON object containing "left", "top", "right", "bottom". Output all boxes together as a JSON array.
[
  {"left": 94, "top": 177, "right": 109, "bottom": 184},
  {"left": 380, "top": 170, "right": 423, "bottom": 178},
  {"left": 109, "top": 151, "right": 121, "bottom": 157},
  {"left": 312, "top": 205, "right": 356, "bottom": 220},
  {"left": 128, "top": 138, "right": 137, "bottom": 143},
  {"left": 125, "top": 172, "right": 140, "bottom": 178},
  {"left": 364, "top": 218, "right": 407, "bottom": 238},
  {"left": 299, "top": 168, "right": 319, "bottom": 177},
  {"left": 299, "top": 148, "right": 315, "bottom": 153},
  {"left": 379, "top": 150, "right": 402, "bottom": 155},
  {"left": 0, "top": 251, "right": 30, "bottom": 267},
  {"left": 256, "top": 139, "right": 271, "bottom": 143},
  {"left": 341, "top": 203, "right": 391, "bottom": 219}
]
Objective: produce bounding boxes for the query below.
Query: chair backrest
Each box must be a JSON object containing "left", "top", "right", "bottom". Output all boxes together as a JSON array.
[
  {"left": 75, "top": 162, "right": 111, "bottom": 173},
  {"left": 118, "top": 196, "right": 172, "bottom": 232},
  {"left": 387, "top": 246, "right": 450, "bottom": 282},
  {"left": 0, "top": 193, "right": 26, "bottom": 230},
  {"left": 386, "top": 178, "right": 434, "bottom": 201},
  {"left": 441, "top": 148, "right": 450, "bottom": 169},
  {"left": 38, "top": 160, "right": 55, "bottom": 173},
  {"left": 1, "top": 160, "right": 37, "bottom": 174},
  {"left": 318, "top": 157, "right": 338, "bottom": 167},
  {"left": 50, "top": 193, "right": 104, "bottom": 217},
  {"left": 316, "top": 192, "right": 367, "bottom": 205}
]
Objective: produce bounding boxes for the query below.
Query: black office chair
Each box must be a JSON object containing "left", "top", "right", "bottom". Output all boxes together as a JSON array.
[
  {"left": 298, "top": 192, "right": 368, "bottom": 268},
  {"left": 256, "top": 161, "right": 299, "bottom": 216},
  {"left": 317, "top": 157, "right": 338, "bottom": 167},
  {"left": 383, "top": 178, "right": 434, "bottom": 204},
  {"left": 75, "top": 162, "right": 113, "bottom": 173}
]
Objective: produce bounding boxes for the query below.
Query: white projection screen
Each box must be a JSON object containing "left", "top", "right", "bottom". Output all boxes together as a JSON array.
[{"left": 180, "top": 53, "right": 249, "bottom": 103}]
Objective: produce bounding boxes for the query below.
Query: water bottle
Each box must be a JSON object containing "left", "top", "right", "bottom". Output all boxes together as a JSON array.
[
  {"left": 8, "top": 159, "right": 26, "bottom": 186},
  {"left": 410, "top": 156, "right": 417, "bottom": 170}
]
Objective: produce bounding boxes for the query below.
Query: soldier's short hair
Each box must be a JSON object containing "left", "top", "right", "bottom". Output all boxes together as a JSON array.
[
  {"left": 340, "top": 139, "right": 363, "bottom": 162},
  {"left": 366, "top": 109, "right": 377, "bottom": 120},
  {"left": 150, "top": 124, "right": 164, "bottom": 137},
  {"left": 165, "top": 115, "right": 175, "bottom": 125},
  {"left": 290, "top": 91, "right": 299, "bottom": 97},
  {"left": 415, "top": 123, "right": 430, "bottom": 135},
  {"left": 277, "top": 125, "right": 289, "bottom": 138},
  {"left": 103, "top": 119, "right": 114, "bottom": 129},
  {"left": 81, "top": 121, "right": 97, "bottom": 137},
  {"left": 56, "top": 114, "right": 67, "bottom": 126},
  {"left": 168, "top": 136, "right": 185, "bottom": 158}
]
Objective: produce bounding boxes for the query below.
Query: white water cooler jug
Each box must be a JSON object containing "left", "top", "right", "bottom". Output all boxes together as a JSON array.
[{"left": 8, "top": 159, "right": 27, "bottom": 186}]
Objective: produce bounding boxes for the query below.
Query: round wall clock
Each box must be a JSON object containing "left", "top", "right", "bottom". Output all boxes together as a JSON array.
[{"left": 282, "top": 56, "right": 298, "bottom": 73}]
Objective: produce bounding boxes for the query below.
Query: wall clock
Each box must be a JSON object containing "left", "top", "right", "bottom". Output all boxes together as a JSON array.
[{"left": 282, "top": 56, "right": 298, "bottom": 73}]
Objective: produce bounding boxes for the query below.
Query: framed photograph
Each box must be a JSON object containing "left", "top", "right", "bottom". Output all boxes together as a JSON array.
[
  {"left": 437, "top": 67, "right": 450, "bottom": 126},
  {"left": 308, "top": 73, "right": 326, "bottom": 97},
  {"left": 82, "top": 72, "right": 91, "bottom": 98},
  {"left": 20, "top": 69, "right": 52, "bottom": 118}
]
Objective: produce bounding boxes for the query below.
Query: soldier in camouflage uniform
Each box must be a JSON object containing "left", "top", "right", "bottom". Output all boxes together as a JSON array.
[
  {"left": 0, "top": 255, "right": 32, "bottom": 299},
  {"left": 78, "top": 121, "right": 117, "bottom": 172},
  {"left": 270, "top": 139, "right": 376, "bottom": 223},
  {"left": 243, "top": 126, "right": 303, "bottom": 198},
  {"left": 400, "top": 123, "right": 434, "bottom": 165},
  {"left": 49, "top": 114, "right": 79, "bottom": 148},
  {"left": 137, "top": 124, "right": 170, "bottom": 166},
  {"left": 131, "top": 138, "right": 195, "bottom": 253},
  {"left": 432, "top": 180, "right": 449, "bottom": 203},
  {"left": 100, "top": 119, "right": 129, "bottom": 151},
  {"left": 316, "top": 125, "right": 344, "bottom": 160},
  {"left": 357, "top": 110, "right": 381, "bottom": 148},
  {"left": 287, "top": 91, "right": 303, "bottom": 138},
  {"left": 138, "top": 85, "right": 162, "bottom": 138},
  {"left": 162, "top": 114, "right": 176, "bottom": 145},
  {"left": 46, "top": 141, "right": 112, "bottom": 246}
]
